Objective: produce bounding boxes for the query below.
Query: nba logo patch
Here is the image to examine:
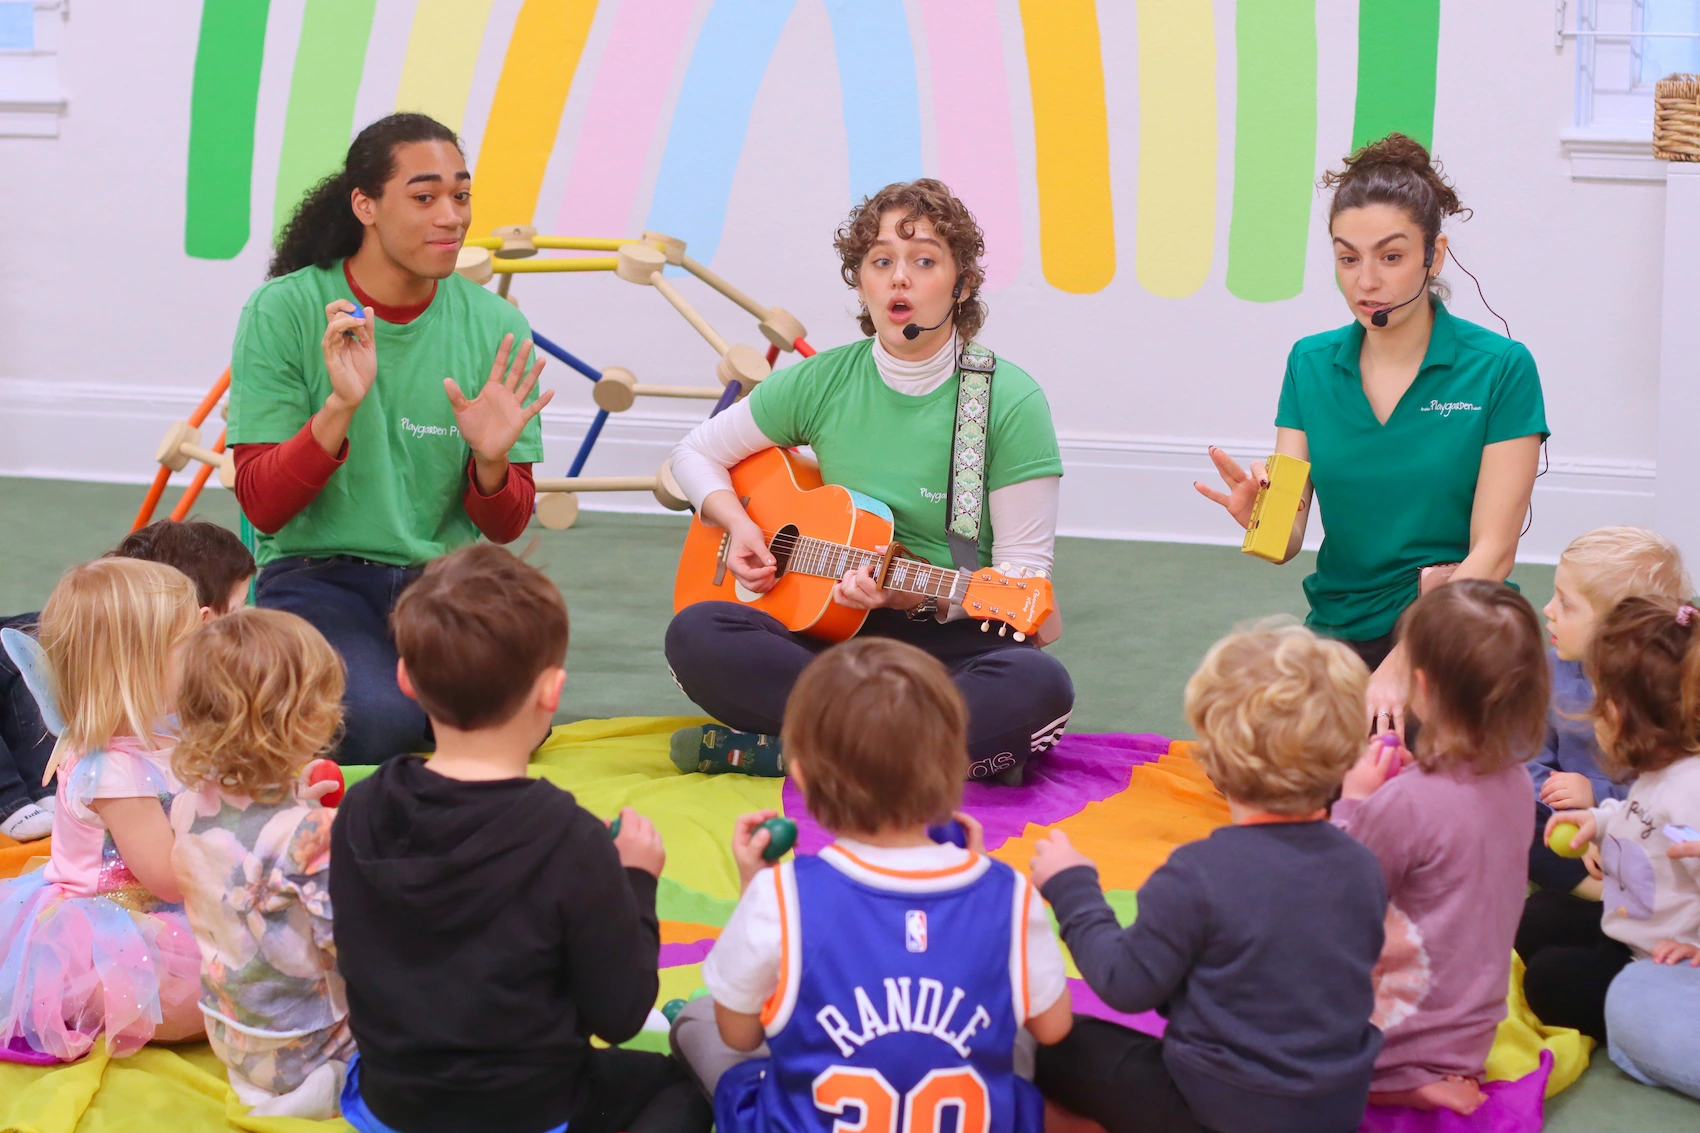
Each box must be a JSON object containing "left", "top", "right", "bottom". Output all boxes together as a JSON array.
[{"left": 905, "top": 910, "right": 928, "bottom": 953}]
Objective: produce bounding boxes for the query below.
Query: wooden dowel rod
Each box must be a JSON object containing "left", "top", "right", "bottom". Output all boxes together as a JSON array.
[
  {"left": 680, "top": 254, "right": 770, "bottom": 321},
  {"left": 651, "top": 275, "right": 730, "bottom": 355},
  {"left": 179, "top": 442, "right": 227, "bottom": 467},
  {"left": 534, "top": 476, "right": 657, "bottom": 493},
  {"left": 496, "top": 272, "right": 513, "bottom": 299},
  {"left": 632, "top": 384, "right": 723, "bottom": 399},
  {"left": 491, "top": 257, "right": 619, "bottom": 273},
  {"left": 533, "top": 236, "right": 637, "bottom": 251}
]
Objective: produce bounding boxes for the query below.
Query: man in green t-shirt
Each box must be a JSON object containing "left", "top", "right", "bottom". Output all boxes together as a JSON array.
[
  {"left": 664, "top": 181, "right": 1073, "bottom": 785},
  {"left": 227, "top": 114, "right": 550, "bottom": 763}
]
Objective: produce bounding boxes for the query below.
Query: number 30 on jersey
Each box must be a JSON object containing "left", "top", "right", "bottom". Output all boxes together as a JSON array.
[{"left": 812, "top": 1065, "right": 990, "bottom": 1133}]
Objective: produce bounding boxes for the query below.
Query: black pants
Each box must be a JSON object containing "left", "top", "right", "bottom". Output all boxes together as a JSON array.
[
  {"left": 664, "top": 602, "right": 1074, "bottom": 780},
  {"left": 0, "top": 613, "right": 55, "bottom": 820},
  {"left": 1528, "top": 801, "right": 1591, "bottom": 892},
  {"left": 570, "top": 1048, "right": 712, "bottom": 1133},
  {"left": 1517, "top": 889, "right": 1632, "bottom": 1042},
  {"left": 1036, "top": 1018, "right": 1210, "bottom": 1133},
  {"left": 256, "top": 557, "right": 431, "bottom": 764}
]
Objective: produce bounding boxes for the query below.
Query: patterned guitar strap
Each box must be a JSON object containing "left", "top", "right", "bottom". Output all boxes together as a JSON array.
[{"left": 946, "top": 342, "right": 997, "bottom": 572}]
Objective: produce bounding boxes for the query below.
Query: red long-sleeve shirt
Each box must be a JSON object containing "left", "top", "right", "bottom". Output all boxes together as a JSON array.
[{"left": 231, "top": 263, "right": 535, "bottom": 547}]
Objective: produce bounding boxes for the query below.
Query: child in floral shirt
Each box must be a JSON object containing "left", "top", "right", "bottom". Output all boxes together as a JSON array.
[{"left": 170, "top": 608, "right": 351, "bottom": 1119}]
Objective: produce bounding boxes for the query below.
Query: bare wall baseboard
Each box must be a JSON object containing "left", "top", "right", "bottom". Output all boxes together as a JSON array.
[{"left": 0, "top": 379, "right": 1654, "bottom": 562}]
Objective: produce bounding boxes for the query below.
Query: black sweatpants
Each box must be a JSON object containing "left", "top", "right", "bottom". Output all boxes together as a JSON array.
[
  {"left": 664, "top": 602, "right": 1074, "bottom": 780},
  {"left": 1035, "top": 1018, "right": 1212, "bottom": 1133},
  {"left": 0, "top": 612, "right": 55, "bottom": 820},
  {"left": 1517, "top": 888, "right": 1632, "bottom": 1042},
  {"left": 569, "top": 1048, "right": 712, "bottom": 1133},
  {"left": 1528, "top": 801, "right": 1591, "bottom": 892}
]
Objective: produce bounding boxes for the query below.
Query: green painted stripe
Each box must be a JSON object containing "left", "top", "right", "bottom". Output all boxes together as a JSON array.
[
  {"left": 1351, "top": 0, "right": 1440, "bottom": 151},
  {"left": 1227, "top": 0, "right": 1317, "bottom": 303},
  {"left": 272, "top": 0, "right": 377, "bottom": 242},
  {"left": 185, "top": 0, "right": 272, "bottom": 260}
]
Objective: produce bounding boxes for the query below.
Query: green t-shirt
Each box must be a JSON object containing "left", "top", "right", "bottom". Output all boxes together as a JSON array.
[
  {"left": 1274, "top": 302, "right": 1548, "bottom": 641},
  {"left": 227, "top": 262, "right": 543, "bottom": 567},
  {"left": 749, "top": 339, "right": 1063, "bottom": 568}
]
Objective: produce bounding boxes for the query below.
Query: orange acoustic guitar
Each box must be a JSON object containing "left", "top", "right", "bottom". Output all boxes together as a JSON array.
[{"left": 673, "top": 447, "right": 1055, "bottom": 642}]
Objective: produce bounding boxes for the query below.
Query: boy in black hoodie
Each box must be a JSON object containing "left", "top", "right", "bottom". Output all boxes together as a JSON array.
[{"left": 330, "top": 545, "right": 710, "bottom": 1133}]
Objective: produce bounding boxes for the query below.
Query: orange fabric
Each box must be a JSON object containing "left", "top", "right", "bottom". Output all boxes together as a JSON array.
[
  {"left": 660, "top": 921, "right": 721, "bottom": 945},
  {"left": 0, "top": 833, "right": 49, "bottom": 880},
  {"left": 992, "top": 742, "right": 1231, "bottom": 892}
]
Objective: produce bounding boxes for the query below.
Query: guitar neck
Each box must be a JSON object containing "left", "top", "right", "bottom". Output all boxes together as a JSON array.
[{"left": 784, "top": 536, "right": 965, "bottom": 601}]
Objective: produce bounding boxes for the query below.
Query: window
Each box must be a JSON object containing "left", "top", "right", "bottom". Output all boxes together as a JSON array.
[
  {"left": 1560, "top": 0, "right": 1700, "bottom": 179},
  {"left": 0, "top": 0, "right": 67, "bottom": 138}
]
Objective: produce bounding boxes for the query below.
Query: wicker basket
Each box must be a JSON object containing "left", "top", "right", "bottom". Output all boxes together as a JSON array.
[{"left": 1655, "top": 74, "right": 1700, "bottom": 162}]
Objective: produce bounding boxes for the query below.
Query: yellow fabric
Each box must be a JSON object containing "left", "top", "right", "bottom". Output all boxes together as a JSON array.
[{"left": 1485, "top": 952, "right": 1594, "bottom": 1096}]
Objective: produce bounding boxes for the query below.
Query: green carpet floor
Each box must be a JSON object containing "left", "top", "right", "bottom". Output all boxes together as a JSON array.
[{"left": 2, "top": 477, "right": 1696, "bottom": 1130}]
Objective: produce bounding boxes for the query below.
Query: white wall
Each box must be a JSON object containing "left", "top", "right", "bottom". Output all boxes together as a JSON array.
[{"left": 0, "top": 1, "right": 1669, "bottom": 561}]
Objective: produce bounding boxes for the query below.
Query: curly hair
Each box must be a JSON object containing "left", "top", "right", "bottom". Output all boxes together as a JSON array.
[
  {"left": 1184, "top": 620, "right": 1369, "bottom": 815},
  {"left": 833, "top": 179, "right": 988, "bottom": 343},
  {"left": 1585, "top": 596, "right": 1700, "bottom": 779},
  {"left": 1399, "top": 580, "right": 1550, "bottom": 773},
  {"left": 269, "top": 112, "right": 460, "bottom": 279},
  {"left": 173, "top": 609, "right": 344, "bottom": 804},
  {"left": 1320, "top": 133, "right": 1470, "bottom": 302}
]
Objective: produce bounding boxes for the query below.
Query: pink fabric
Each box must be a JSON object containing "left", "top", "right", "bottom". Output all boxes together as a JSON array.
[
  {"left": 1358, "top": 1050, "right": 1553, "bottom": 1133},
  {"left": 1066, "top": 977, "right": 1166, "bottom": 1038},
  {"left": 784, "top": 732, "right": 1171, "bottom": 855}
]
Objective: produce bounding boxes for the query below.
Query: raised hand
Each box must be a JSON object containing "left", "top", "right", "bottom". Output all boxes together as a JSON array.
[
  {"left": 1193, "top": 446, "right": 1267, "bottom": 530},
  {"left": 611, "top": 806, "right": 665, "bottom": 877},
  {"left": 445, "top": 334, "right": 554, "bottom": 464},
  {"left": 732, "top": 809, "right": 780, "bottom": 892},
  {"left": 1029, "top": 830, "right": 1095, "bottom": 890},
  {"left": 321, "top": 300, "right": 376, "bottom": 411}
]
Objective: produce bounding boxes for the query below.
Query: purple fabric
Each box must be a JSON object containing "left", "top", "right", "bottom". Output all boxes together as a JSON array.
[
  {"left": 1066, "top": 977, "right": 1166, "bottom": 1038},
  {"left": 0, "top": 1035, "right": 63, "bottom": 1065},
  {"left": 783, "top": 732, "right": 1172, "bottom": 854},
  {"left": 659, "top": 938, "right": 716, "bottom": 968},
  {"left": 1358, "top": 1050, "right": 1552, "bottom": 1133}
]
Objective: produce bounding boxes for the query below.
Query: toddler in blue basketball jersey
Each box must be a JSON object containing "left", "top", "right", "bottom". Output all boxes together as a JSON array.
[{"left": 669, "top": 639, "right": 1073, "bottom": 1132}]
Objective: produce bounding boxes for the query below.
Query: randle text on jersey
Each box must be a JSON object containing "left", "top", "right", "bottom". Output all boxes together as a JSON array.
[{"left": 817, "top": 976, "right": 994, "bottom": 1059}]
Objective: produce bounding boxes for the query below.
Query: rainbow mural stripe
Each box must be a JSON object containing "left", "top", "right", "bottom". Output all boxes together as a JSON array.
[{"left": 184, "top": 0, "right": 1442, "bottom": 301}]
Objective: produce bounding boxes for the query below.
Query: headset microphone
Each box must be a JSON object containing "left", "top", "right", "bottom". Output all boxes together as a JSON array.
[
  {"left": 901, "top": 280, "right": 963, "bottom": 341},
  {"left": 1370, "top": 245, "right": 1436, "bottom": 329}
]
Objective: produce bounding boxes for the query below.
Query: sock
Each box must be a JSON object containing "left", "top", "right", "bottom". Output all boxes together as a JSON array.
[
  {"left": 669, "top": 726, "right": 785, "bottom": 777},
  {"left": 0, "top": 803, "right": 53, "bottom": 842}
]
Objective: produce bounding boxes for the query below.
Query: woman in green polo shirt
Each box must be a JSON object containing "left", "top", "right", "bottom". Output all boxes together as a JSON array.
[
  {"left": 1197, "top": 134, "right": 1546, "bottom": 739},
  {"left": 228, "top": 114, "right": 550, "bottom": 763}
]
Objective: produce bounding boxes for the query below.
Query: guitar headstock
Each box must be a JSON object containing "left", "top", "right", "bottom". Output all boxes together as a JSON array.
[{"left": 961, "top": 568, "right": 1055, "bottom": 639}]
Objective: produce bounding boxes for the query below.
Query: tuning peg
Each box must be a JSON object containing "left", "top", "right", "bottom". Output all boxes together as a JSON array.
[
  {"left": 1014, "top": 632, "right": 1026, "bottom": 642},
  {"left": 981, "top": 622, "right": 990, "bottom": 632},
  {"left": 998, "top": 624, "right": 1008, "bottom": 637},
  {"left": 999, "top": 562, "right": 1013, "bottom": 573}
]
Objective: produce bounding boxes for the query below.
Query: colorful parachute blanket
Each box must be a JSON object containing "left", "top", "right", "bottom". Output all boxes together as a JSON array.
[{"left": 0, "top": 717, "right": 1589, "bottom": 1133}]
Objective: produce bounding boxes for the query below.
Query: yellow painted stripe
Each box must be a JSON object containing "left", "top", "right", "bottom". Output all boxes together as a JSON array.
[
  {"left": 1135, "top": 0, "right": 1217, "bottom": 298},
  {"left": 1018, "top": 0, "right": 1115, "bottom": 294},
  {"left": 394, "top": 0, "right": 497, "bottom": 133},
  {"left": 471, "top": 0, "right": 599, "bottom": 233}
]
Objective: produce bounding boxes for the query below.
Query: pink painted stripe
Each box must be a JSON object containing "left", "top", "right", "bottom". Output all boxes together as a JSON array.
[
  {"left": 554, "top": 0, "right": 698, "bottom": 237},
  {"left": 660, "top": 938, "right": 717, "bottom": 968},
  {"left": 917, "top": 0, "right": 1023, "bottom": 290}
]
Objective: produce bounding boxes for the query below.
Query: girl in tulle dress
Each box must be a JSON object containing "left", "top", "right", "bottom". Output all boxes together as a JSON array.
[{"left": 0, "top": 558, "right": 204, "bottom": 1062}]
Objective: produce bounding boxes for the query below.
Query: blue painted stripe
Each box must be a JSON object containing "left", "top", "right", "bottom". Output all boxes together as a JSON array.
[
  {"left": 821, "top": 0, "right": 923, "bottom": 200},
  {"left": 532, "top": 330, "right": 602, "bottom": 383},
  {"left": 644, "top": 0, "right": 796, "bottom": 267}
]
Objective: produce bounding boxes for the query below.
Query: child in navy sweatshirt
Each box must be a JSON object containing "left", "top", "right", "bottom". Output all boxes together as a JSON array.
[{"left": 1030, "top": 622, "right": 1386, "bottom": 1133}]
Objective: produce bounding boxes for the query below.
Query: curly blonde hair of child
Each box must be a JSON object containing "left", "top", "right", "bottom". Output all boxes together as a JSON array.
[
  {"left": 38, "top": 558, "right": 200, "bottom": 764},
  {"left": 1184, "top": 620, "right": 1369, "bottom": 815},
  {"left": 1559, "top": 526, "right": 1691, "bottom": 614},
  {"left": 173, "top": 609, "right": 344, "bottom": 804}
]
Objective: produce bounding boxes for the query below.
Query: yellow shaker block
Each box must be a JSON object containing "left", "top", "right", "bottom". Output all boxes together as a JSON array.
[{"left": 1241, "top": 453, "right": 1311, "bottom": 563}]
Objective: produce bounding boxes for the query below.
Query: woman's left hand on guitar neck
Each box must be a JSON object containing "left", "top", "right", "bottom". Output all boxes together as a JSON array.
[{"left": 833, "top": 547, "right": 928, "bottom": 613}]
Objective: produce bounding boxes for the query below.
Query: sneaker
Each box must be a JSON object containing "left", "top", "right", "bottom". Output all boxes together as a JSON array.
[
  {"left": 669, "top": 725, "right": 785, "bottom": 777},
  {"left": 0, "top": 803, "right": 52, "bottom": 842}
]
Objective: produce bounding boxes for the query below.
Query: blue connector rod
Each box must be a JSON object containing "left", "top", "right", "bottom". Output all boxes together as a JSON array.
[{"left": 531, "top": 330, "right": 601, "bottom": 383}]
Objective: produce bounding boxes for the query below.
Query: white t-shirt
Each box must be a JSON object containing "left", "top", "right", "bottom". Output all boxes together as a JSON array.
[
  {"left": 703, "top": 839, "right": 1069, "bottom": 1023},
  {"left": 1588, "top": 756, "right": 1700, "bottom": 956}
]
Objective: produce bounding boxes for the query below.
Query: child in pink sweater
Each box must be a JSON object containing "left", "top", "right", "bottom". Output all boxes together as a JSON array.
[{"left": 1333, "top": 580, "right": 1550, "bottom": 1116}]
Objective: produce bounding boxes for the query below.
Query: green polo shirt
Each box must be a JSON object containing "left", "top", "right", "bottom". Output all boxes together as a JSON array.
[
  {"left": 227, "top": 262, "right": 542, "bottom": 568},
  {"left": 750, "top": 338, "right": 1063, "bottom": 568},
  {"left": 1274, "top": 302, "right": 1548, "bottom": 641}
]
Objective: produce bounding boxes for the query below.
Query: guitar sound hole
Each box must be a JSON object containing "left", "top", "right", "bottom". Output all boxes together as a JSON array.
[{"left": 768, "top": 525, "right": 799, "bottom": 579}]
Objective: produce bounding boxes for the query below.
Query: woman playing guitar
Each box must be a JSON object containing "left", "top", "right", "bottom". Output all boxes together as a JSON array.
[{"left": 666, "top": 180, "right": 1072, "bottom": 785}]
